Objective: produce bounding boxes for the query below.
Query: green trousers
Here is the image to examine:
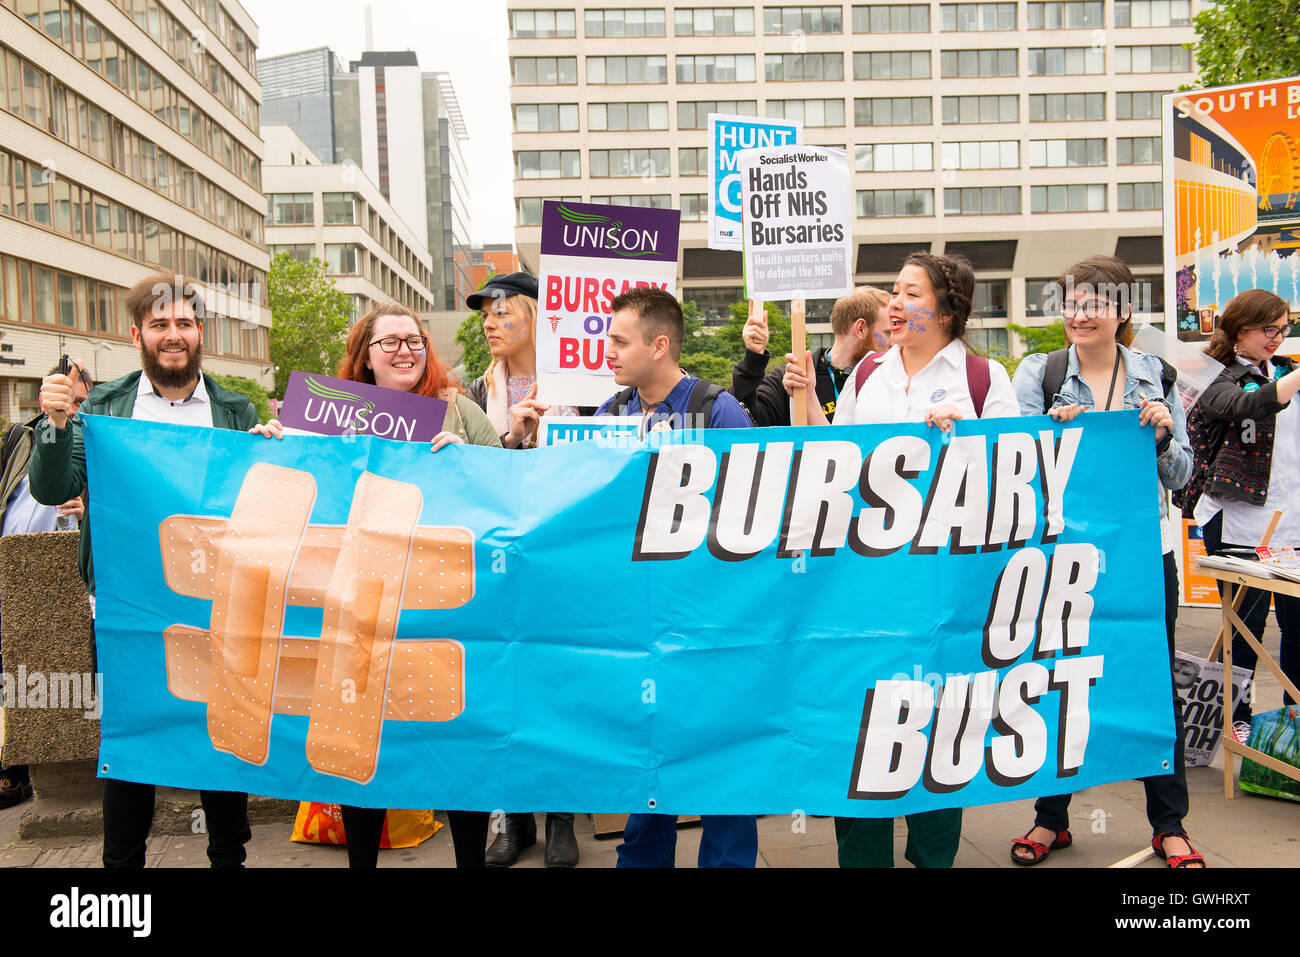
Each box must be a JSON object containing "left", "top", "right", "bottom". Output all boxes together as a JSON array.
[{"left": 833, "top": 809, "right": 962, "bottom": 868}]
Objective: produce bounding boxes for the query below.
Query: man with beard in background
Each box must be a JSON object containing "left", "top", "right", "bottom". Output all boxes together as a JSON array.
[{"left": 30, "top": 273, "right": 277, "bottom": 868}]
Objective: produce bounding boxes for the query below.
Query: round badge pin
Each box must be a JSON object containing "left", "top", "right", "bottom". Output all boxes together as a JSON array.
[{"left": 930, "top": 388, "right": 946, "bottom": 403}]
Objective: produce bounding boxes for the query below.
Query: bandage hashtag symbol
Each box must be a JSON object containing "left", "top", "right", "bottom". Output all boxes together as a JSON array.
[{"left": 159, "top": 464, "right": 473, "bottom": 783}]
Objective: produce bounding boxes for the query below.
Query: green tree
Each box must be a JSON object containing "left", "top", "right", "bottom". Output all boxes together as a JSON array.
[
  {"left": 1191, "top": 0, "right": 1300, "bottom": 88},
  {"left": 267, "top": 252, "right": 352, "bottom": 397},
  {"left": 210, "top": 374, "right": 273, "bottom": 424},
  {"left": 454, "top": 312, "right": 491, "bottom": 382},
  {"left": 1006, "top": 319, "right": 1067, "bottom": 356},
  {"left": 679, "top": 299, "right": 793, "bottom": 385}
]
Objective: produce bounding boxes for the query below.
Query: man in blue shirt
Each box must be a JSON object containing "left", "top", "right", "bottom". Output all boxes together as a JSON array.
[
  {"left": 595, "top": 287, "right": 754, "bottom": 432},
  {"left": 596, "top": 287, "right": 758, "bottom": 867}
]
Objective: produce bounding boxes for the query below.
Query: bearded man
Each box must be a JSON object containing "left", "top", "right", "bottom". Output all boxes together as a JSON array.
[{"left": 29, "top": 273, "right": 278, "bottom": 868}]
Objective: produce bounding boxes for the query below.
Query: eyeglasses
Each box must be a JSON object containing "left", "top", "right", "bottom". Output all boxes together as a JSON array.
[
  {"left": 369, "top": 335, "right": 427, "bottom": 353},
  {"left": 1061, "top": 300, "right": 1118, "bottom": 319},
  {"left": 1261, "top": 324, "right": 1293, "bottom": 341}
]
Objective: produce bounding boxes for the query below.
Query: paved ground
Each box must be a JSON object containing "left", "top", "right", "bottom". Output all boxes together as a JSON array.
[{"left": 3, "top": 606, "right": 1296, "bottom": 868}]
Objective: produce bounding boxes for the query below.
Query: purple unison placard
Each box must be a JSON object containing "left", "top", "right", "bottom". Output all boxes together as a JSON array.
[
  {"left": 539, "top": 200, "right": 681, "bottom": 262},
  {"left": 280, "top": 371, "right": 448, "bottom": 442}
]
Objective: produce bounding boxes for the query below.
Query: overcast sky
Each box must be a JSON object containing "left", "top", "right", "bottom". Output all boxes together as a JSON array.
[{"left": 242, "top": 0, "right": 515, "bottom": 246}]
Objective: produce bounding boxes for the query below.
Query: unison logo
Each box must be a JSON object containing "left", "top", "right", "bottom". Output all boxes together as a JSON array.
[
  {"left": 300, "top": 377, "right": 418, "bottom": 442},
  {"left": 557, "top": 204, "right": 663, "bottom": 259}
]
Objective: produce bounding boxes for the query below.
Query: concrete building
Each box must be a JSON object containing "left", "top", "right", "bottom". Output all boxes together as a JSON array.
[
  {"left": 262, "top": 125, "right": 437, "bottom": 332},
  {"left": 260, "top": 46, "right": 475, "bottom": 315},
  {"left": 0, "top": 0, "right": 272, "bottom": 425},
  {"left": 468, "top": 242, "right": 522, "bottom": 289},
  {"left": 507, "top": 0, "right": 1199, "bottom": 354}
]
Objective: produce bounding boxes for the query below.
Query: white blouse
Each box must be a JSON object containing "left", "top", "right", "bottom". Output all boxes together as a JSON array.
[{"left": 832, "top": 339, "right": 1021, "bottom": 426}]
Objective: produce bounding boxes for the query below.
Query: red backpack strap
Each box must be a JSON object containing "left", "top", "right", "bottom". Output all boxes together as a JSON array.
[
  {"left": 853, "top": 352, "right": 881, "bottom": 394},
  {"left": 965, "top": 352, "right": 991, "bottom": 418}
]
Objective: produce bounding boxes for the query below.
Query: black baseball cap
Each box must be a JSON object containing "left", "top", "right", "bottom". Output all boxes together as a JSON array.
[{"left": 466, "top": 271, "right": 539, "bottom": 310}]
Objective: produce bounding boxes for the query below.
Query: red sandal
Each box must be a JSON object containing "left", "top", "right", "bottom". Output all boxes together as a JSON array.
[
  {"left": 1152, "top": 833, "right": 1206, "bottom": 868},
  {"left": 1011, "top": 828, "right": 1072, "bottom": 865}
]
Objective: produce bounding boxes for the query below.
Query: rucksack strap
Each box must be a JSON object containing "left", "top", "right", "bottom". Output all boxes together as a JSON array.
[
  {"left": 610, "top": 386, "right": 637, "bottom": 416},
  {"left": 686, "top": 378, "right": 724, "bottom": 427},
  {"left": 854, "top": 352, "right": 882, "bottom": 394},
  {"left": 0, "top": 423, "right": 25, "bottom": 475},
  {"left": 1040, "top": 348, "right": 1070, "bottom": 412},
  {"left": 1156, "top": 357, "right": 1178, "bottom": 400},
  {"left": 965, "top": 353, "right": 991, "bottom": 418}
]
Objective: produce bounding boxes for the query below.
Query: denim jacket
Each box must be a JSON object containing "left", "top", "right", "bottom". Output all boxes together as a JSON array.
[{"left": 1011, "top": 344, "right": 1194, "bottom": 523}]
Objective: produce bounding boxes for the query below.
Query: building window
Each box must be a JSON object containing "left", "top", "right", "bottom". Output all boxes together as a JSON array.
[
  {"left": 1115, "top": 0, "right": 1191, "bottom": 27},
  {"left": 852, "top": 4, "right": 930, "bottom": 32},
  {"left": 855, "top": 142, "right": 933, "bottom": 172},
  {"left": 588, "top": 194, "right": 672, "bottom": 208},
  {"left": 855, "top": 97, "right": 931, "bottom": 126},
  {"left": 940, "top": 49, "right": 1017, "bottom": 77},
  {"left": 942, "top": 94, "right": 1018, "bottom": 124},
  {"left": 853, "top": 51, "right": 930, "bottom": 80},
  {"left": 509, "top": 9, "right": 577, "bottom": 37},
  {"left": 678, "top": 100, "right": 757, "bottom": 128},
  {"left": 1118, "top": 182, "right": 1162, "bottom": 210},
  {"left": 941, "top": 141, "right": 1020, "bottom": 170},
  {"left": 679, "top": 147, "right": 708, "bottom": 175},
  {"left": 322, "top": 192, "right": 358, "bottom": 225},
  {"left": 674, "top": 7, "right": 756, "bottom": 35},
  {"left": 1028, "top": 47, "right": 1105, "bottom": 75},
  {"left": 517, "top": 196, "right": 581, "bottom": 226},
  {"left": 676, "top": 55, "right": 756, "bottom": 83},
  {"left": 514, "top": 103, "right": 580, "bottom": 132},
  {"left": 762, "top": 6, "right": 843, "bottom": 33},
  {"left": 968, "top": 326, "right": 1010, "bottom": 352},
  {"left": 1029, "top": 92, "right": 1106, "bottom": 122},
  {"left": 680, "top": 193, "right": 707, "bottom": 221},
  {"left": 512, "top": 57, "right": 578, "bottom": 85},
  {"left": 1027, "top": 1, "right": 1104, "bottom": 28},
  {"left": 1030, "top": 183, "right": 1107, "bottom": 212},
  {"left": 1117, "top": 136, "right": 1162, "bottom": 165},
  {"left": 856, "top": 189, "right": 935, "bottom": 217},
  {"left": 586, "top": 56, "right": 668, "bottom": 84},
  {"left": 324, "top": 243, "right": 361, "bottom": 274},
  {"left": 1029, "top": 138, "right": 1107, "bottom": 166},
  {"left": 517, "top": 150, "right": 582, "bottom": 179},
  {"left": 766, "top": 52, "right": 844, "bottom": 81},
  {"left": 584, "top": 8, "right": 666, "bottom": 36},
  {"left": 944, "top": 187, "right": 1021, "bottom": 215},
  {"left": 765, "top": 99, "right": 845, "bottom": 127},
  {"left": 589, "top": 149, "right": 671, "bottom": 178},
  {"left": 589, "top": 101, "right": 670, "bottom": 130},
  {"left": 1115, "top": 45, "right": 1193, "bottom": 73},
  {"left": 1116, "top": 90, "right": 1168, "bottom": 119},
  {"left": 268, "top": 193, "right": 313, "bottom": 225},
  {"left": 269, "top": 244, "right": 314, "bottom": 263},
  {"left": 940, "top": 3, "right": 1017, "bottom": 30}
]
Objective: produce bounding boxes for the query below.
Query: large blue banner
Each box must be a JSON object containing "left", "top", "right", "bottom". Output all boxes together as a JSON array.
[{"left": 84, "top": 411, "right": 1175, "bottom": 816}]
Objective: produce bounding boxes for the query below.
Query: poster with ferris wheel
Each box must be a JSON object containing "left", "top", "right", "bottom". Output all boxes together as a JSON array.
[{"left": 1162, "top": 77, "right": 1300, "bottom": 348}]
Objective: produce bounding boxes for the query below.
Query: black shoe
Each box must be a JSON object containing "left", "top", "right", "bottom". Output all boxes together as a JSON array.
[
  {"left": 0, "top": 775, "right": 33, "bottom": 810},
  {"left": 545, "top": 813, "right": 579, "bottom": 868},
  {"left": 485, "top": 813, "right": 537, "bottom": 867}
]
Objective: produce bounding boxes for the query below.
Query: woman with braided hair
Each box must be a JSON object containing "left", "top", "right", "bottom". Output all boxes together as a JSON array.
[{"left": 783, "top": 252, "right": 1019, "bottom": 867}]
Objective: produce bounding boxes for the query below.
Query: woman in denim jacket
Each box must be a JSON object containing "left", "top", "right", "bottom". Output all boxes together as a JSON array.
[{"left": 1008, "top": 255, "right": 1202, "bottom": 868}]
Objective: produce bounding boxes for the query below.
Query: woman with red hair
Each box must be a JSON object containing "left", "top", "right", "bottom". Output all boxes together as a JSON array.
[{"left": 334, "top": 302, "right": 500, "bottom": 867}]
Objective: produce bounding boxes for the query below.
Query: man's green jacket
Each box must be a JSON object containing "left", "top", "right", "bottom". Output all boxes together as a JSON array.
[{"left": 27, "top": 371, "right": 258, "bottom": 595}]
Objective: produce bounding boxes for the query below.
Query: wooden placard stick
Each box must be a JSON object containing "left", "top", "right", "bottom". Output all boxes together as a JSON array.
[{"left": 791, "top": 298, "right": 807, "bottom": 426}]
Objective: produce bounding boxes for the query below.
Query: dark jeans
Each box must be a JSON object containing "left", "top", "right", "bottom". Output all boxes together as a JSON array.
[
  {"left": 339, "top": 805, "right": 490, "bottom": 868},
  {"left": 1203, "top": 511, "right": 1300, "bottom": 723},
  {"left": 616, "top": 814, "right": 757, "bottom": 868},
  {"left": 1034, "top": 550, "right": 1189, "bottom": 837},
  {"left": 833, "top": 809, "right": 962, "bottom": 868},
  {"left": 102, "top": 779, "right": 250, "bottom": 868}
]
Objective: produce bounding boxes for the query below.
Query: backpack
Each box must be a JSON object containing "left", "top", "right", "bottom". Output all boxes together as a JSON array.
[
  {"left": 854, "top": 351, "right": 992, "bottom": 417},
  {"left": 609, "top": 378, "right": 726, "bottom": 427},
  {"left": 1039, "top": 348, "right": 1177, "bottom": 411}
]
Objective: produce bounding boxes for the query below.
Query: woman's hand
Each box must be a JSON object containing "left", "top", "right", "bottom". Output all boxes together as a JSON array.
[
  {"left": 248, "top": 418, "right": 284, "bottom": 439},
  {"left": 505, "top": 384, "right": 550, "bottom": 448},
  {"left": 925, "top": 403, "right": 964, "bottom": 431},
  {"left": 430, "top": 431, "right": 464, "bottom": 452},
  {"left": 1048, "top": 404, "right": 1085, "bottom": 423},
  {"left": 1139, "top": 398, "right": 1172, "bottom": 442},
  {"left": 57, "top": 497, "right": 84, "bottom": 520}
]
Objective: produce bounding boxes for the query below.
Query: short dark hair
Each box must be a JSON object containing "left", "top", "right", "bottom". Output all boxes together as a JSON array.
[
  {"left": 1056, "top": 255, "right": 1137, "bottom": 345},
  {"left": 126, "top": 273, "right": 205, "bottom": 329},
  {"left": 610, "top": 287, "right": 684, "bottom": 360}
]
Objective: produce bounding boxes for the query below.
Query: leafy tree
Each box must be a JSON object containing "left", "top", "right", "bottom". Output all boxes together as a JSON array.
[
  {"left": 679, "top": 299, "right": 792, "bottom": 385},
  {"left": 678, "top": 352, "right": 734, "bottom": 386},
  {"left": 210, "top": 374, "right": 273, "bottom": 424},
  {"left": 1191, "top": 0, "right": 1300, "bottom": 88},
  {"left": 267, "top": 252, "right": 352, "bottom": 397},
  {"left": 1006, "top": 319, "right": 1067, "bottom": 356},
  {"left": 455, "top": 312, "right": 491, "bottom": 382}
]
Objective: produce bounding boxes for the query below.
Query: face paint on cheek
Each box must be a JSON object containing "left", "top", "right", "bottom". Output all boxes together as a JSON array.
[
  {"left": 873, "top": 331, "right": 890, "bottom": 350},
  {"left": 905, "top": 303, "right": 936, "bottom": 333}
]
